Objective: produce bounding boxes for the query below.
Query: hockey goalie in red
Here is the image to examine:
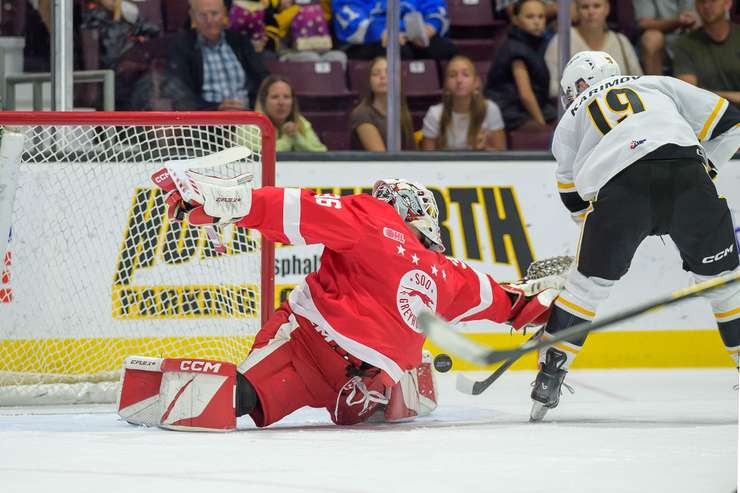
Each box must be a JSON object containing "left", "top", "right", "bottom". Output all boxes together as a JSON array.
[{"left": 117, "top": 171, "right": 561, "bottom": 431}]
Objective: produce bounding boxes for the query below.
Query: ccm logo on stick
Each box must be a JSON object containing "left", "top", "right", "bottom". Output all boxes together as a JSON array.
[
  {"left": 180, "top": 360, "right": 222, "bottom": 373},
  {"left": 702, "top": 244, "right": 735, "bottom": 264}
]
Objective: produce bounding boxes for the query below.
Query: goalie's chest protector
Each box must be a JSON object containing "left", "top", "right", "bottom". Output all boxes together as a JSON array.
[{"left": 286, "top": 197, "right": 508, "bottom": 383}]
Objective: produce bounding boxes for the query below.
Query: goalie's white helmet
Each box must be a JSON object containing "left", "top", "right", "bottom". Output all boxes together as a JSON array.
[
  {"left": 372, "top": 178, "right": 444, "bottom": 252},
  {"left": 560, "top": 51, "right": 621, "bottom": 108}
]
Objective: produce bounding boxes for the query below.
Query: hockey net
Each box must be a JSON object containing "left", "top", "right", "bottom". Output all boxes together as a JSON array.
[{"left": 0, "top": 112, "right": 276, "bottom": 406}]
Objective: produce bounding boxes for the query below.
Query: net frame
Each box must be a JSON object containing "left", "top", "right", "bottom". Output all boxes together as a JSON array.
[{"left": 0, "top": 111, "right": 276, "bottom": 405}]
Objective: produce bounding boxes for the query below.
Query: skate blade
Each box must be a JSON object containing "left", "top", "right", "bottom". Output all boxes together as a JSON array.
[{"left": 529, "top": 401, "right": 549, "bottom": 422}]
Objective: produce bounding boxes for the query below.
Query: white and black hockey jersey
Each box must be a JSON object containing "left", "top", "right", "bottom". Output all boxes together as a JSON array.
[{"left": 552, "top": 75, "right": 740, "bottom": 205}]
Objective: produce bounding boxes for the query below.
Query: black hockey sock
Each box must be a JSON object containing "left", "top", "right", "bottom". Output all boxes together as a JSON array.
[
  {"left": 717, "top": 318, "right": 740, "bottom": 368},
  {"left": 235, "top": 372, "right": 259, "bottom": 417},
  {"left": 545, "top": 305, "right": 591, "bottom": 348}
]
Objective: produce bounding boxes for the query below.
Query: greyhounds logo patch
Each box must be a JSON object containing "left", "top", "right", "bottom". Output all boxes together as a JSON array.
[{"left": 396, "top": 269, "right": 438, "bottom": 333}]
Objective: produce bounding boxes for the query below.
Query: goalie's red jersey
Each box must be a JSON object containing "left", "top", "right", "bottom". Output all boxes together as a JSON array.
[{"left": 237, "top": 187, "right": 513, "bottom": 383}]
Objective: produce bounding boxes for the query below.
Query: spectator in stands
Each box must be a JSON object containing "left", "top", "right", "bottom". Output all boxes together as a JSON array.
[
  {"left": 167, "top": 0, "right": 268, "bottom": 110},
  {"left": 422, "top": 56, "right": 506, "bottom": 150},
  {"left": 234, "top": 0, "right": 347, "bottom": 67},
  {"left": 484, "top": 0, "right": 556, "bottom": 131},
  {"left": 81, "top": 0, "right": 161, "bottom": 70},
  {"left": 634, "top": 0, "right": 698, "bottom": 75},
  {"left": 333, "top": 0, "right": 458, "bottom": 60},
  {"left": 256, "top": 75, "right": 328, "bottom": 151},
  {"left": 349, "top": 57, "right": 417, "bottom": 151},
  {"left": 673, "top": 0, "right": 740, "bottom": 106},
  {"left": 545, "top": 0, "right": 642, "bottom": 99}
]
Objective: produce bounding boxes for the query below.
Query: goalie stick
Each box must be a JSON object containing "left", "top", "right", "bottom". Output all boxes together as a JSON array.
[{"left": 420, "top": 268, "right": 740, "bottom": 367}]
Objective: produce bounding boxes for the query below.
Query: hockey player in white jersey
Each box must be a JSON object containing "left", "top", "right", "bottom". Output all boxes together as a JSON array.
[{"left": 532, "top": 51, "right": 740, "bottom": 421}]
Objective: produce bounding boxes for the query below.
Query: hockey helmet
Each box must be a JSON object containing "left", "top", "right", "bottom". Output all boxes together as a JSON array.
[
  {"left": 372, "top": 178, "right": 444, "bottom": 252},
  {"left": 560, "top": 51, "right": 621, "bottom": 108}
]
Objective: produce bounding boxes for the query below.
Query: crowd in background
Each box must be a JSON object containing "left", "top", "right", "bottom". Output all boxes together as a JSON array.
[{"left": 9, "top": 0, "right": 740, "bottom": 151}]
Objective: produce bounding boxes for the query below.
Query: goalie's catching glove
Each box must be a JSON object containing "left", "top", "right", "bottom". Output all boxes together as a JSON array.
[
  {"left": 502, "top": 256, "right": 573, "bottom": 331},
  {"left": 152, "top": 167, "right": 253, "bottom": 226}
]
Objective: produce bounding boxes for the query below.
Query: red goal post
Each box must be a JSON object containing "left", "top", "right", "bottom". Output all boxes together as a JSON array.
[{"left": 0, "top": 111, "right": 276, "bottom": 405}]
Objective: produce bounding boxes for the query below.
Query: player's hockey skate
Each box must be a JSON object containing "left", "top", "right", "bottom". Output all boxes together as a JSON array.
[{"left": 530, "top": 348, "right": 570, "bottom": 422}]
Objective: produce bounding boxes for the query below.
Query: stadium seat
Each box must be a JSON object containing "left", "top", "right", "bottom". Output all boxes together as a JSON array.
[
  {"left": 316, "top": 130, "right": 350, "bottom": 151},
  {"left": 453, "top": 38, "right": 499, "bottom": 61},
  {"left": 447, "top": 0, "right": 504, "bottom": 38},
  {"left": 506, "top": 129, "right": 553, "bottom": 150},
  {"left": 264, "top": 60, "right": 353, "bottom": 112},
  {"left": 303, "top": 111, "right": 350, "bottom": 132},
  {"left": 608, "top": 0, "right": 637, "bottom": 42},
  {"left": 0, "top": 0, "right": 26, "bottom": 36},
  {"left": 402, "top": 60, "right": 441, "bottom": 97},
  {"left": 347, "top": 59, "right": 372, "bottom": 95},
  {"left": 136, "top": 0, "right": 164, "bottom": 30},
  {"left": 347, "top": 59, "right": 441, "bottom": 111},
  {"left": 163, "top": 0, "right": 189, "bottom": 32}
]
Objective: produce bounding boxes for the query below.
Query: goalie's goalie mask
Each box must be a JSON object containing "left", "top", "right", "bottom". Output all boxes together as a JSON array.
[{"left": 372, "top": 179, "right": 444, "bottom": 253}]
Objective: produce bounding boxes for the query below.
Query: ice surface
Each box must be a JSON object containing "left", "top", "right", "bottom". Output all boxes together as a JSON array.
[{"left": 0, "top": 369, "right": 736, "bottom": 493}]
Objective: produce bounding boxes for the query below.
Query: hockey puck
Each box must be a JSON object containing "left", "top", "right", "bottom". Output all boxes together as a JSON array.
[{"left": 433, "top": 353, "right": 453, "bottom": 373}]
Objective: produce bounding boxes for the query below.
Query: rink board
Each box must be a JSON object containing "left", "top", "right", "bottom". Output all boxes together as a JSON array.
[
  {"left": 276, "top": 158, "right": 740, "bottom": 369},
  {"left": 1, "top": 157, "right": 738, "bottom": 373}
]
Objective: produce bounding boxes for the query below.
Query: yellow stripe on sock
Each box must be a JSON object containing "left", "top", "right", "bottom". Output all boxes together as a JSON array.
[
  {"left": 556, "top": 295, "right": 596, "bottom": 319},
  {"left": 554, "top": 342, "right": 581, "bottom": 354},
  {"left": 715, "top": 306, "right": 740, "bottom": 320}
]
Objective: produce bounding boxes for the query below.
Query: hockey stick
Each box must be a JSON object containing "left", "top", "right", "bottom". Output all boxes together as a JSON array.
[
  {"left": 419, "top": 269, "right": 740, "bottom": 367},
  {"left": 455, "top": 329, "right": 543, "bottom": 395}
]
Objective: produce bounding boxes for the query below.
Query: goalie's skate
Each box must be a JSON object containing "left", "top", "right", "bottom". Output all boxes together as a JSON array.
[{"left": 529, "top": 348, "right": 570, "bottom": 422}]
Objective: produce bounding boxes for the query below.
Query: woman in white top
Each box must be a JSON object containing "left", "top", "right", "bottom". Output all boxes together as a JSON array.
[
  {"left": 545, "top": 0, "right": 643, "bottom": 98},
  {"left": 422, "top": 55, "right": 507, "bottom": 151}
]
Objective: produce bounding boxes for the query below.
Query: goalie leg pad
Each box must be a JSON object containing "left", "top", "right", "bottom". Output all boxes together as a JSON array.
[
  {"left": 384, "top": 350, "right": 438, "bottom": 423},
  {"left": 117, "top": 356, "right": 164, "bottom": 427},
  {"left": 158, "top": 358, "right": 237, "bottom": 432}
]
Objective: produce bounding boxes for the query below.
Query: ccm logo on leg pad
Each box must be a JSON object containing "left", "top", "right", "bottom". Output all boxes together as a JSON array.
[{"left": 161, "top": 358, "right": 234, "bottom": 376}]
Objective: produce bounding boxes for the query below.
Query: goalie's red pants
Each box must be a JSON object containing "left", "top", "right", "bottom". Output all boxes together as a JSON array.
[{"left": 240, "top": 303, "right": 390, "bottom": 427}]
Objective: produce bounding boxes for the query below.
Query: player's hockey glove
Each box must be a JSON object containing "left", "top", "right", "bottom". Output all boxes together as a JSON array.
[{"left": 501, "top": 256, "right": 573, "bottom": 331}]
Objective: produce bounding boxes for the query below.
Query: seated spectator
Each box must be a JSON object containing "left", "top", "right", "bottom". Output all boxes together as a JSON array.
[
  {"left": 422, "top": 55, "right": 506, "bottom": 150},
  {"left": 333, "top": 0, "right": 458, "bottom": 60},
  {"left": 674, "top": 0, "right": 740, "bottom": 106},
  {"left": 236, "top": 0, "right": 347, "bottom": 67},
  {"left": 227, "top": 0, "right": 272, "bottom": 56},
  {"left": 349, "top": 57, "right": 417, "bottom": 151},
  {"left": 635, "top": 0, "right": 699, "bottom": 75},
  {"left": 255, "top": 75, "right": 328, "bottom": 151},
  {"left": 81, "top": 0, "right": 161, "bottom": 70},
  {"left": 545, "top": 0, "right": 642, "bottom": 99},
  {"left": 166, "top": 0, "right": 268, "bottom": 110},
  {"left": 484, "top": 0, "right": 557, "bottom": 130}
]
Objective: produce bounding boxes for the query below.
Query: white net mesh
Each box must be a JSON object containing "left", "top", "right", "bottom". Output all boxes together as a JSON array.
[{"left": 0, "top": 114, "right": 274, "bottom": 405}]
